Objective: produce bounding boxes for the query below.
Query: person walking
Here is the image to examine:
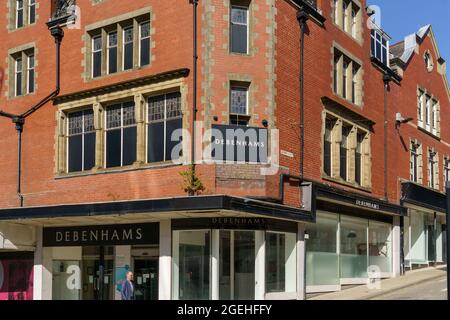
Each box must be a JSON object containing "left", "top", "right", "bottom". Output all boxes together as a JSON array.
[{"left": 121, "top": 271, "right": 135, "bottom": 300}]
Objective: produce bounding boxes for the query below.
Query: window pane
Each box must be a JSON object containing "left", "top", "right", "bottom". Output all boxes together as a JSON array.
[
  {"left": 368, "top": 221, "right": 392, "bottom": 273},
  {"left": 122, "top": 102, "right": 136, "bottom": 126},
  {"left": 16, "top": 62, "right": 22, "bottom": 96},
  {"left": 106, "top": 129, "right": 121, "bottom": 168},
  {"left": 92, "top": 36, "right": 102, "bottom": 78},
  {"left": 173, "top": 230, "right": 211, "bottom": 300},
  {"left": 166, "top": 92, "right": 182, "bottom": 119},
  {"left": 124, "top": 43, "right": 133, "bottom": 70},
  {"left": 106, "top": 104, "right": 122, "bottom": 129},
  {"left": 306, "top": 213, "right": 340, "bottom": 286},
  {"left": 84, "top": 132, "right": 96, "bottom": 171},
  {"left": 29, "top": 1, "right": 36, "bottom": 24},
  {"left": 122, "top": 126, "right": 137, "bottom": 166},
  {"left": 231, "top": 24, "right": 248, "bottom": 54},
  {"left": 148, "top": 95, "right": 165, "bottom": 123},
  {"left": 148, "top": 122, "right": 165, "bottom": 163},
  {"left": 140, "top": 38, "right": 150, "bottom": 66},
  {"left": 27, "top": 69, "right": 34, "bottom": 93},
  {"left": 17, "top": 9, "right": 24, "bottom": 28},
  {"left": 124, "top": 27, "right": 134, "bottom": 70},
  {"left": 340, "top": 216, "right": 368, "bottom": 278},
  {"left": 166, "top": 118, "right": 182, "bottom": 161},
  {"left": 68, "top": 135, "right": 83, "bottom": 173},
  {"left": 108, "top": 47, "right": 117, "bottom": 74},
  {"left": 230, "top": 87, "right": 247, "bottom": 114}
]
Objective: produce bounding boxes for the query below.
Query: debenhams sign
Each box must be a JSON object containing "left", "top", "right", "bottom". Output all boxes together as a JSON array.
[{"left": 43, "top": 223, "right": 159, "bottom": 247}]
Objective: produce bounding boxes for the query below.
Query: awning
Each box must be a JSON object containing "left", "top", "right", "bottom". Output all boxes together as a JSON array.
[
  {"left": 0, "top": 195, "right": 313, "bottom": 226},
  {"left": 401, "top": 182, "right": 447, "bottom": 213}
]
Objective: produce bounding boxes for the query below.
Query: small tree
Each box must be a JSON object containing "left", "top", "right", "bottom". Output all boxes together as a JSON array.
[{"left": 180, "top": 164, "right": 205, "bottom": 196}]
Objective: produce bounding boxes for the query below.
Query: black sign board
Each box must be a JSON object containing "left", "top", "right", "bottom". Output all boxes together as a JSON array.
[
  {"left": 43, "top": 223, "right": 159, "bottom": 247},
  {"left": 211, "top": 124, "right": 268, "bottom": 163}
]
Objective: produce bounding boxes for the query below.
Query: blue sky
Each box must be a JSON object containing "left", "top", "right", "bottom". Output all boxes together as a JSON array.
[{"left": 367, "top": 0, "right": 450, "bottom": 74}]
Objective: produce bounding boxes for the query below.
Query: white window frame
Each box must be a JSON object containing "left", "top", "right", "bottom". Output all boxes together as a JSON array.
[
  {"left": 428, "top": 150, "right": 437, "bottom": 189},
  {"left": 371, "top": 28, "right": 389, "bottom": 66},
  {"left": 425, "top": 95, "right": 431, "bottom": 130},
  {"left": 410, "top": 143, "right": 419, "bottom": 183},
  {"left": 16, "top": 0, "right": 24, "bottom": 29},
  {"left": 27, "top": 53, "right": 34, "bottom": 94},
  {"left": 444, "top": 157, "right": 450, "bottom": 183},
  {"left": 417, "top": 90, "right": 424, "bottom": 128},
  {"left": 139, "top": 20, "right": 151, "bottom": 67},
  {"left": 107, "top": 31, "right": 117, "bottom": 75},
  {"left": 15, "top": 57, "right": 23, "bottom": 96},
  {"left": 28, "top": 0, "right": 36, "bottom": 24},
  {"left": 230, "top": 5, "right": 249, "bottom": 55},
  {"left": 122, "top": 26, "right": 134, "bottom": 71},
  {"left": 91, "top": 35, "right": 102, "bottom": 78}
]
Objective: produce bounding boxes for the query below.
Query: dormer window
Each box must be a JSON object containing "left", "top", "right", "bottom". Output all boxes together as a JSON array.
[{"left": 371, "top": 26, "right": 390, "bottom": 66}]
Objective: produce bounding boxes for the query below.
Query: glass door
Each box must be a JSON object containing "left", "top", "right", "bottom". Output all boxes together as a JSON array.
[
  {"left": 172, "top": 230, "right": 211, "bottom": 300},
  {"left": 133, "top": 258, "right": 158, "bottom": 300},
  {"left": 81, "top": 246, "right": 114, "bottom": 300},
  {"left": 219, "top": 230, "right": 255, "bottom": 300}
]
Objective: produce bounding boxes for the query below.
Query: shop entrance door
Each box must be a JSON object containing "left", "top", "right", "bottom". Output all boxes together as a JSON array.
[
  {"left": 82, "top": 246, "right": 114, "bottom": 300},
  {"left": 219, "top": 231, "right": 255, "bottom": 300},
  {"left": 132, "top": 258, "right": 158, "bottom": 300}
]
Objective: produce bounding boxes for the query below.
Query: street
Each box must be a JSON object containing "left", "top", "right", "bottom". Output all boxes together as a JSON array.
[{"left": 372, "top": 276, "right": 447, "bottom": 300}]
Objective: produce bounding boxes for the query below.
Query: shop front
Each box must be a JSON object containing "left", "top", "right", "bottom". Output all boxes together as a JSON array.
[
  {"left": 305, "top": 184, "right": 405, "bottom": 293},
  {"left": 0, "top": 195, "right": 312, "bottom": 300},
  {"left": 401, "top": 182, "right": 447, "bottom": 269},
  {"left": 171, "top": 217, "right": 299, "bottom": 300},
  {"left": 42, "top": 223, "right": 160, "bottom": 300}
]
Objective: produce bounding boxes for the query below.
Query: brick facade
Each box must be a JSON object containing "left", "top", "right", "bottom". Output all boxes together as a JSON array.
[{"left": 0, "top": 0, "right": 449, "bottom": 212}]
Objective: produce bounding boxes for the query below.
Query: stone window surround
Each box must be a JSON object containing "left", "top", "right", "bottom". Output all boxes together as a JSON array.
[
  {"left": 224, "top": 0, "right": 257, "bottom": 57},
  {"left": 332, "top": 43, "right": 364, "bottom": 107},
  {"left": 82, "top": 7, "right": 154, "bottom": 82},
  {"left": 424, "top": 50, "right": 434, "bottom": 72},
  {"left": 417, "top": 86, "right": 440, "bottom": 138},
  {"left": 331, "top": 0, "right": 363, "bottom": 45},
  {"left": 7, "top": 0, "right": 39, "bottom": 32},
  {"left": 6, "top": 43, "right": 37, "bottom": 100},
  {"left": 427, "top": 147, "right": 440, "bottom": 190},
  {"left": 410, "top": 139, "right": 423, "bottom": 184},
  {"left": 321, "top": 109, "right": 372, "bottom": 191},
  {"left": 55, "top": 77, "right": 189, "bottom": 177},
  {"left": 223, "top": 74, "right": 256, "bottom": 127}
]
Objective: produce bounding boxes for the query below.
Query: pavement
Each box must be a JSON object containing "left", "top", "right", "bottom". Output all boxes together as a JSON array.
[{"left": 308, "top": 265, "right": 447, "bottom": 300}]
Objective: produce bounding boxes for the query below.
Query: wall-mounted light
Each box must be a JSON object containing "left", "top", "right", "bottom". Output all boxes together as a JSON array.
[
  {"left": 262, "top": 119, "right": 268, "bottom": 128},
  {"left": 395, "top": 113, "right": 413, "bottom": 128}
]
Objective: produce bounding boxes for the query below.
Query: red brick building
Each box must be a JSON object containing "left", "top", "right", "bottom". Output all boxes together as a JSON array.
[{"left": 0, "top": 0, "right": 448, "bottom": 300}]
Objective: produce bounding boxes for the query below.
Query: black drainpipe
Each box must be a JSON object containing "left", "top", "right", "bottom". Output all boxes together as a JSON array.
[
  {"left": 0, "top": 26, "right": 63, "bottom": 207},
  {"left": 190, "top": 0, "right": 199, "bottom": 188},
  {"left": 297, "top": 8, "right": 309, "bottom": 180},
  {"left": 275, "top": 7, "right": 310, "bottom": 206}
]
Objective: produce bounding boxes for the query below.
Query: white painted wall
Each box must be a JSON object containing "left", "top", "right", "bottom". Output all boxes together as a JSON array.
[
  {"left": 392, "top": 216, "right": 401, "bottom": 277},
  {"left": 254, "top": 230, "right": 265, "bottom": 300},
  {"left": 33, "top": 227, "right": 52, "bottom": 300},
  {"left": 159, "top": 220, "right": 172, "bottom": 300},
  {"left": 297, "top": 223, "right": 306, "bottom": 300}
]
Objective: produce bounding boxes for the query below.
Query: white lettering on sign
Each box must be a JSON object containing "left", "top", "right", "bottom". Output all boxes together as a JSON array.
[{"left": 356, "top": 199, "right": 380, "bottom": 210}]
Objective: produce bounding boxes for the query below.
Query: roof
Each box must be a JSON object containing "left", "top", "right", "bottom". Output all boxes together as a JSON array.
[{"left": 390, "top": 25, "right": 450, "bottom": 101}]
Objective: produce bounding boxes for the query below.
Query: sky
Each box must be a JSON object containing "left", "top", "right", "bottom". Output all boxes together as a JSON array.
[{"left": 367, "top": 0, "right": 450, "bottom": 75}]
